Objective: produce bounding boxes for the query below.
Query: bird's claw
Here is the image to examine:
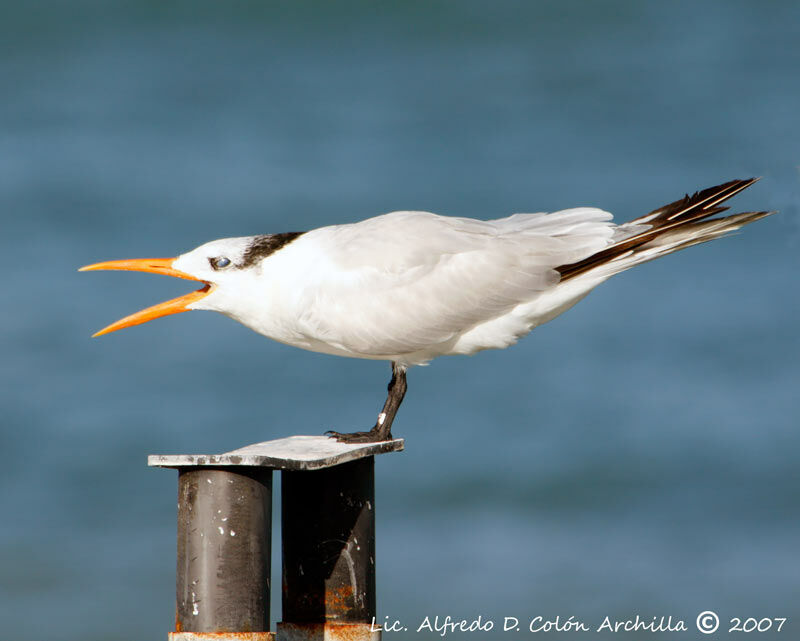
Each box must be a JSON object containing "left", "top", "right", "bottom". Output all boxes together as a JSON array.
[{"left": 325, "top": 429, "right": 392, "bottom": 444}]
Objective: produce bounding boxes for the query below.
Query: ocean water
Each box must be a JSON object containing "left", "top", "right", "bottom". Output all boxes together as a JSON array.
[{"left": 1, "top": 1, "right": 799, "bottom": 639}]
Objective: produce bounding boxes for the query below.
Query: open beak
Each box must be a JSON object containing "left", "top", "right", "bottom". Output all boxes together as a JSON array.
[{"left": 79, "top": 258, "right": 212, "bottom": 337}]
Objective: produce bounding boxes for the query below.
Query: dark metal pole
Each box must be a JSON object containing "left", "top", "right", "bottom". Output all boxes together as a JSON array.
[
  {"left": 176, "top": 467, "right": 272, "bottom": 633},
  {"left": 152, "top": 436, "right": 401, "bottom": 640},
  {"left": 281, "top": 456, "right": 376, "bottom": 624}
]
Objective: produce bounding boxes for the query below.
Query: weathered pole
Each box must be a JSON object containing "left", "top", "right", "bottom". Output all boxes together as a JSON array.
[
  {"left": 176, "top": 468, "right": 272, "bottom": 633},
  {"left": 150, "top": 435, "right": 404, "bottom": 641},
  {"left": 279, "top": 457, "right": 377, "bottom": 640}
]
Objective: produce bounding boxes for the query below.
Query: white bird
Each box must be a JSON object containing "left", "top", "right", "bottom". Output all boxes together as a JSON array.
[{"left": 81, "top": 178, "right": 770, "bottom": 442}]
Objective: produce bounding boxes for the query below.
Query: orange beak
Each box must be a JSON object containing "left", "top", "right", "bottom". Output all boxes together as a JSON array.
[{"left": 79, "top": 258, "right": 212, "bottom": 337}]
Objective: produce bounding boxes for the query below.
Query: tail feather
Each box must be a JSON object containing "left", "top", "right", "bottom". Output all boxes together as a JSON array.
[
  {"left": 633, "top": 177, "right": 759, "bottom": 224},
  {"left": 557, "top": 178, "right": 771, "bottom": 281}
]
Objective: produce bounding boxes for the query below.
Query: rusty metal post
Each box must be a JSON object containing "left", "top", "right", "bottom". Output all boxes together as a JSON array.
[
  {"left": 278, "top": 457, "right": 377, "bottom": 640},
  {"left": 150, "top": 436, "right": 403, "bottom": 641}
]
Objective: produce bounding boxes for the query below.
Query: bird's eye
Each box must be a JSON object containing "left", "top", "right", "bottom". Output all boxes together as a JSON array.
[{"left": 209, "top": 256, "right": 231, "bottom": 270}]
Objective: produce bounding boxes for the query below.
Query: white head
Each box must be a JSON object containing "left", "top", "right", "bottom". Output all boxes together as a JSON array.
[{"left": 80, "top": 232, "right": 304, "bottom": 336}]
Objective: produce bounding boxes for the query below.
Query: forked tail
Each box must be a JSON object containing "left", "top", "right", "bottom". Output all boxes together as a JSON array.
[{"left": 556, "top": 178, "right": 773, "bottom": 281}]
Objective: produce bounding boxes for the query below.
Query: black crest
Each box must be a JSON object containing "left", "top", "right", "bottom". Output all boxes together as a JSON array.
[{"left": 241, "top": 232, "right": 305, "bottom": 268}]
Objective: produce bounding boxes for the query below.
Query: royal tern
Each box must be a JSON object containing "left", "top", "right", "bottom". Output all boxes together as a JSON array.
[{"left": 81, "top": 178, "right": 770, "bottom": 442}]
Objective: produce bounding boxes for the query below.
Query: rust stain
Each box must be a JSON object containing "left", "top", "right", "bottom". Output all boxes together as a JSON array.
[
  {"left": 277, "top": 622, "right": 379, "bottom": 641},
  {"left": 286, "top": 582, "right": 362, "bottom": 618},
  {"left": 325, "top": 583, "right": 356, "bottom": 613},
  {"left": 168, "top": 632, "right": 274, "bottom": 641}
]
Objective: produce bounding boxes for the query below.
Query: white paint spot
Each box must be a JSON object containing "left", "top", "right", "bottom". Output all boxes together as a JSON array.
[
  {"left": 221, "top": 517, "right": 228, "bottom": 522},
  {"left": 206, "top": 479, "right": 212, "bottom": 484},
  {"left": 377, "top": 412, "right": 386, "bottom": 425},
  {"left": 218, "top": 526, "right": 224, "bottom": 535},
  {"left": 191, "top": 592, "right": 199, "bottom": 616},
  {"left": 366, "top": 500, "right": 372, "bottom": 511},
  {"left": 230, "top": 530, "right": 236, "bottom": 537}
]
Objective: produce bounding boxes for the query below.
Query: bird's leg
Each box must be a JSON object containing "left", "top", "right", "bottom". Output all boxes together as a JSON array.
[
  {"left": 327, "top": 362, "right": 407, "bottom": 443},
  {"left": 373, "top": 362, "right": 407, "bottom": 439}
]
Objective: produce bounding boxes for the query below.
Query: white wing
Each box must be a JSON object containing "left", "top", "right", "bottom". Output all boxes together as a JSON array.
[{"left": 292, "top": 209, "right": 619, "bottom": 357}]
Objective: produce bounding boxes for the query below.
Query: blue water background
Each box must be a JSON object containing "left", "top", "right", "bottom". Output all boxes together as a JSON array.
[{"left": 1, "top": 1, "right": 799, "bottom": 639}]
